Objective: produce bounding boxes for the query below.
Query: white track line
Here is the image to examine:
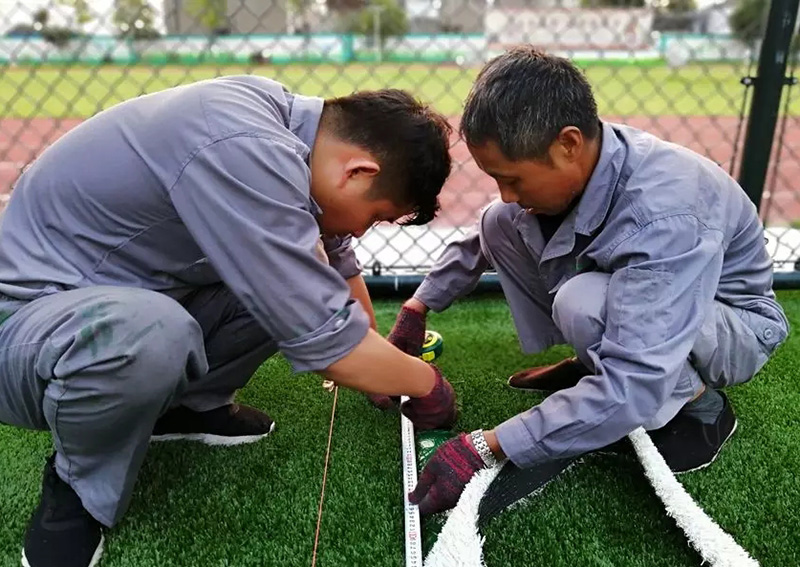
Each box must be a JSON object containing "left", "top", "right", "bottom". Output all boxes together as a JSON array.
[
  {"left": 628, "top": 427, "right": 759, "bottom": 567},
  {"left": 425, "top": 428, "right": 759, "bottom": 567},
  {"left": 423, "top": 465, "right": 502, "bottom": 567}
]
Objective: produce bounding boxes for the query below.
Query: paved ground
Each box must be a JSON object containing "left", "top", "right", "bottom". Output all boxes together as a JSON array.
[{"left": 2, "top": 115, "right": 798, "bottom": 230}]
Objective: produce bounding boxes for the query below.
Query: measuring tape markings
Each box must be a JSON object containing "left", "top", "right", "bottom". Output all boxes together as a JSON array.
[{"left": 401, "top": 395, "right": 423, "bottom": 567}]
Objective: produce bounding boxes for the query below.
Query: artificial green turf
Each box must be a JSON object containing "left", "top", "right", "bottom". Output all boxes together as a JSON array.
[
  {"left": 0, "top": 355, "right": 337, "bottom": 567},
  {"left": 0, "top": 61, "right": 783, "bottom": 119},
  {"left": 1, "top": 293, "right": 799, "bottom": 566}
]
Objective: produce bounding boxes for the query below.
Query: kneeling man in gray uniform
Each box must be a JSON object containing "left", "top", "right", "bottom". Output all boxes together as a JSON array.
[
  {"left": 0, "top": 77, "right": 458, "bottom": 566},
  {"left": 385, "top": 47, "right": 790, "bottom": 515}
]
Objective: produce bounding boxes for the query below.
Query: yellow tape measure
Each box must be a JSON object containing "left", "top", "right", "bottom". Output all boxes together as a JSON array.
[{"left": 420, "top": 330, "right": 444, "bottom": 362}]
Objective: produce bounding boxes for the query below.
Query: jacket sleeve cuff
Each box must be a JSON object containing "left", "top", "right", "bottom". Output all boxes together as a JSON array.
[
  {"left": 278, "top": 299, "right": 370, "bottom": 372},
  {"left": 412, "top": 278, "right": 454, "bottom": 313},
  {"left": 329, "top": 245, "right": 362, "bottom": 280},
  {"left": 323, "top": 236, "right": 362, "bottom": 280},
  {"left": 494, "top": 414, "right": 550, "bottom": 468}
]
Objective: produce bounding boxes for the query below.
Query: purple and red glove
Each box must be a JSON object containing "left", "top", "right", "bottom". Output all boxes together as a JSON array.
[
  {"left": 409, "top": 432, "right": 486, "bottom": 515},
  {"left": 367, "top": 305, "right": 428, "bottom": 409},
  {"left": 387, "top": 305, "right": 427, "bottom": 355},
  {"left": 400, "top": 365, "right": 458, "bottom": 431}
]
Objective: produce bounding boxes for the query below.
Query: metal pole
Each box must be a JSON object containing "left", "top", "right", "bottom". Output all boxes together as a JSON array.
[
  {"left": 364, "top": 273, "right": 502, "bottom": 297},
  {"left": 370, "top": 5, "right": 384, "bottom": 62},
  {"left": 738, "top": 0, "right": 800, "bottom": 210},
  {"left": 373, "top": 8, "right": 380, "bottom": 62}
]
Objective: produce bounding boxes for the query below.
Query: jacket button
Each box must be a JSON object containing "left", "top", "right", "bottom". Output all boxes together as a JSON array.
[{"left": 764, "top": 328, "right": 774, "bottom": 340}]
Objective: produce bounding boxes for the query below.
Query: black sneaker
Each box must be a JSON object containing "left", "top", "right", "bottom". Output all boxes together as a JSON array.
[
  {"left": 22, "top": 455, "right": 104, "bottom": 567},
  {"left": 649, "top": 391, "right": 738, "bottom": 474},
  {"left": 151, "top": 403, "right": 275, "bottom": 446}
]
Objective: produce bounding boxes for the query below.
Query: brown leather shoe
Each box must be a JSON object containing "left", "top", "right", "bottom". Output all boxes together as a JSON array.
[{"left": 507, "top": 357, "right": 592, "bottom": 392}]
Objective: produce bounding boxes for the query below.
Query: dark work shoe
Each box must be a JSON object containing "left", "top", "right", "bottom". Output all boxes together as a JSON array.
[
  {"left": 22, "top": 455, "right": 104, "bottom": 567},
  {"left": 507, "top": 357, "right": 592, "bottom": 392},
  {"left": 649, "top": 391, "right": 738, "bottom": 474},
  {"left": 151, "top": 403, "right": 275, "bottom": 446}
]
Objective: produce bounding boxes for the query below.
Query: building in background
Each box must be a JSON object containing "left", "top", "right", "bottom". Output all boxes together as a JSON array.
[
  {"left": 163, "top": 0, "right": 289, "bottom": 34},
  {"left": 691, "top": 0, "right": 734, "bottom": 33},
  {"left": 438, "top": 0, "right": 582, "bottom": 34},
  {"left": 437, "top": 0, "right": 483, "bottom": 32}
]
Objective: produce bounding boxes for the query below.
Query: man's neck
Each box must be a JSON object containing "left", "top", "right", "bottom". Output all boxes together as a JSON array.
[{"left": 580, "top": 126, "right": 604, "bottom": 192}]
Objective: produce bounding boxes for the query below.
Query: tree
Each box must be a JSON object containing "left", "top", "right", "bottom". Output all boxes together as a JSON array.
[
  {"left": 580, "top": 0, "right": 646, "bottom": 8},
  {"left": 43, "top": 2, "right": 86, "bottom": 48},
  {"left": 55, "top": 0, "right": 93, "bottom": 26},
  {"left": 289, "top": 0, "right": 313, "bottom": 33},
  {"left": 729, "top": 0, "right": 800, "bottom": 56},
  {"left": 113, "top": 0, "right": 160, "bottom": 39},
  {"left": 5, "top": 24, "right": 38, "bottom": 37},
  {"left": 41, "top": 27, "right": 80, "bottom": 48},
  {"left": 349, "top": 0, "right": 408, "bottom": 47},
  {"left": 328, "top": 0, "right": 365, "bottom": 10},
  {"left": 665, "top": 0, "right": 696, "bottom": 12},
  {"left": 33, "top": 8, "right": 50, "bottom": 28},
  {"left": 186, "top": 0, "right": 229, "bottom": 33},
  {"left": 729, "top": 0, "right": 768, "bottom": 44}
]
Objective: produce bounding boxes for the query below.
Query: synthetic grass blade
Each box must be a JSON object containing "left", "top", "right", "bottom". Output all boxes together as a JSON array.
[
  {"left": 477, "top": 457, "right": 577, "bottom": 527},
  {"left": 311, "top": 386, "right": 339, "bottom": 567},
  {"left": 628, "top": 427, "right": 760, "bottom": 567}
]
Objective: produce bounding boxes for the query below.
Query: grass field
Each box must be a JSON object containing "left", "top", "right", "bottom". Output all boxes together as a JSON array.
[
  {"left": 1, "top": 293, "right": 799, "bottom": 567},
  {"left": 1, "top": 62, "right": 795, "bottom": 119}
]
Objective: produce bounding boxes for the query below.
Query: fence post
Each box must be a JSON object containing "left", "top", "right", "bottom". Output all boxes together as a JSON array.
[{"left": 738, "top": 0, "right": 800, "bottom": 211}]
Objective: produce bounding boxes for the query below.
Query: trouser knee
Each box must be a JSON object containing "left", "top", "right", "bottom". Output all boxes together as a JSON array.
[
  {"left": 478, "top": 200, "right": 527, "bottom": 265},
  {"left": 552, "top": 272, "right": 611, "bottom": 367}
]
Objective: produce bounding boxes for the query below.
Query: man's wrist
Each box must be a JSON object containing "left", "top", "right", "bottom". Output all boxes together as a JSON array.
[
  {"left": 483, "top": 429, "right": 506, "bottom": 461},
  {"left": 404, "top": 297, "right": 429, "bottom": 315},
  {"left": 469, "top": 429, "right": 507, "bottom": 467},
  {"left": 410, "top": 361, "right": 437, "bottom": 397}
]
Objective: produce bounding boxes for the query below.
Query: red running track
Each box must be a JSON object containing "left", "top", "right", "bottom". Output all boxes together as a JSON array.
[{"left": 2, "top": 116, "right": 799, "bottom": 225}]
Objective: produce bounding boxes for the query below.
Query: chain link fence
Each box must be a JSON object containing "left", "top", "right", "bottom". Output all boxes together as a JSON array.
[{"left": 0, "top": 0, "right": 797, "bottom": 280}]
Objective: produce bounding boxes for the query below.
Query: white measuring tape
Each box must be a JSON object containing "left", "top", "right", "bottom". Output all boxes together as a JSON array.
[{"left": 400, "top": 395, "right": 423, "bottom": 567}]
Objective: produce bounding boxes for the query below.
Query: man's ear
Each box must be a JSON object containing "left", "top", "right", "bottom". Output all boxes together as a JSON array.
[
  {"left": 555, "top": 126, "right": 584, "bottom": 163},
  {"left": 344, "top": 158, "right": 380, "bottom": 179}
]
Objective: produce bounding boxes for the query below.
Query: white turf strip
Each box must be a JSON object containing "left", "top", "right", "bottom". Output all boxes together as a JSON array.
[
  {"left": 425, "top": 428, "right": 758, "bottom": 567},
  {"left": 423, "top": 465, "right": 502, "bottom": 567},
  {"left": 627, "top": 427, "right": 759, "bottom": 567}
]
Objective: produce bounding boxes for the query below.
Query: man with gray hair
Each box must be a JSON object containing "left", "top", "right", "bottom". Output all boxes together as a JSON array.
[{"left": 382, "top": 46, "right": 789, "bottom": 515}]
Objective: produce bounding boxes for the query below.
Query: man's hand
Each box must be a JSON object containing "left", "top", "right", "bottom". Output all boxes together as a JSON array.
[
  {"left": 387, "top": 301, "right": 428, "bottom": 356},
  {"left": 367, "top": 299, "right": 429, "bottom": 409},
  {"left": 409, "top": 433, "right": 486, "bottom": 515},
  {"left": 400, "top": 365, "right": 457, "bottom": 430},
  {"left": 366, "top": 392, "right": 399, "bottom": 410}
]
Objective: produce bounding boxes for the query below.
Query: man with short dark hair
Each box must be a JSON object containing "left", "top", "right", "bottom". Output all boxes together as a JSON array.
[
  {"left": 387, "top": 47, "right": 789, "bottom": 515},
  {"left": 0, "top": 76, "right": 457, "bottom": 566}
]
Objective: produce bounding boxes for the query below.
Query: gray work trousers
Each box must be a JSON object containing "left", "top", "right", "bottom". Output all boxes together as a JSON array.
[
  {"left": 0, "top": 285, "right": 275, "bottom": 527},
  {"left": 479, "top": 201, "right": 773, "bottom": 430}
]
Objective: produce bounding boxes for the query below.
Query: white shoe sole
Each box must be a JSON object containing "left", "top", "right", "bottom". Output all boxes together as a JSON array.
[
  {"left": 150, "top": 421, "right": 275, "bottom": 446},
  {"left": 22, "top": 534, "right": 104, "bottom": 567},
  {"left": 674, "top": 418, "right": 738, "bottom": 475}
]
